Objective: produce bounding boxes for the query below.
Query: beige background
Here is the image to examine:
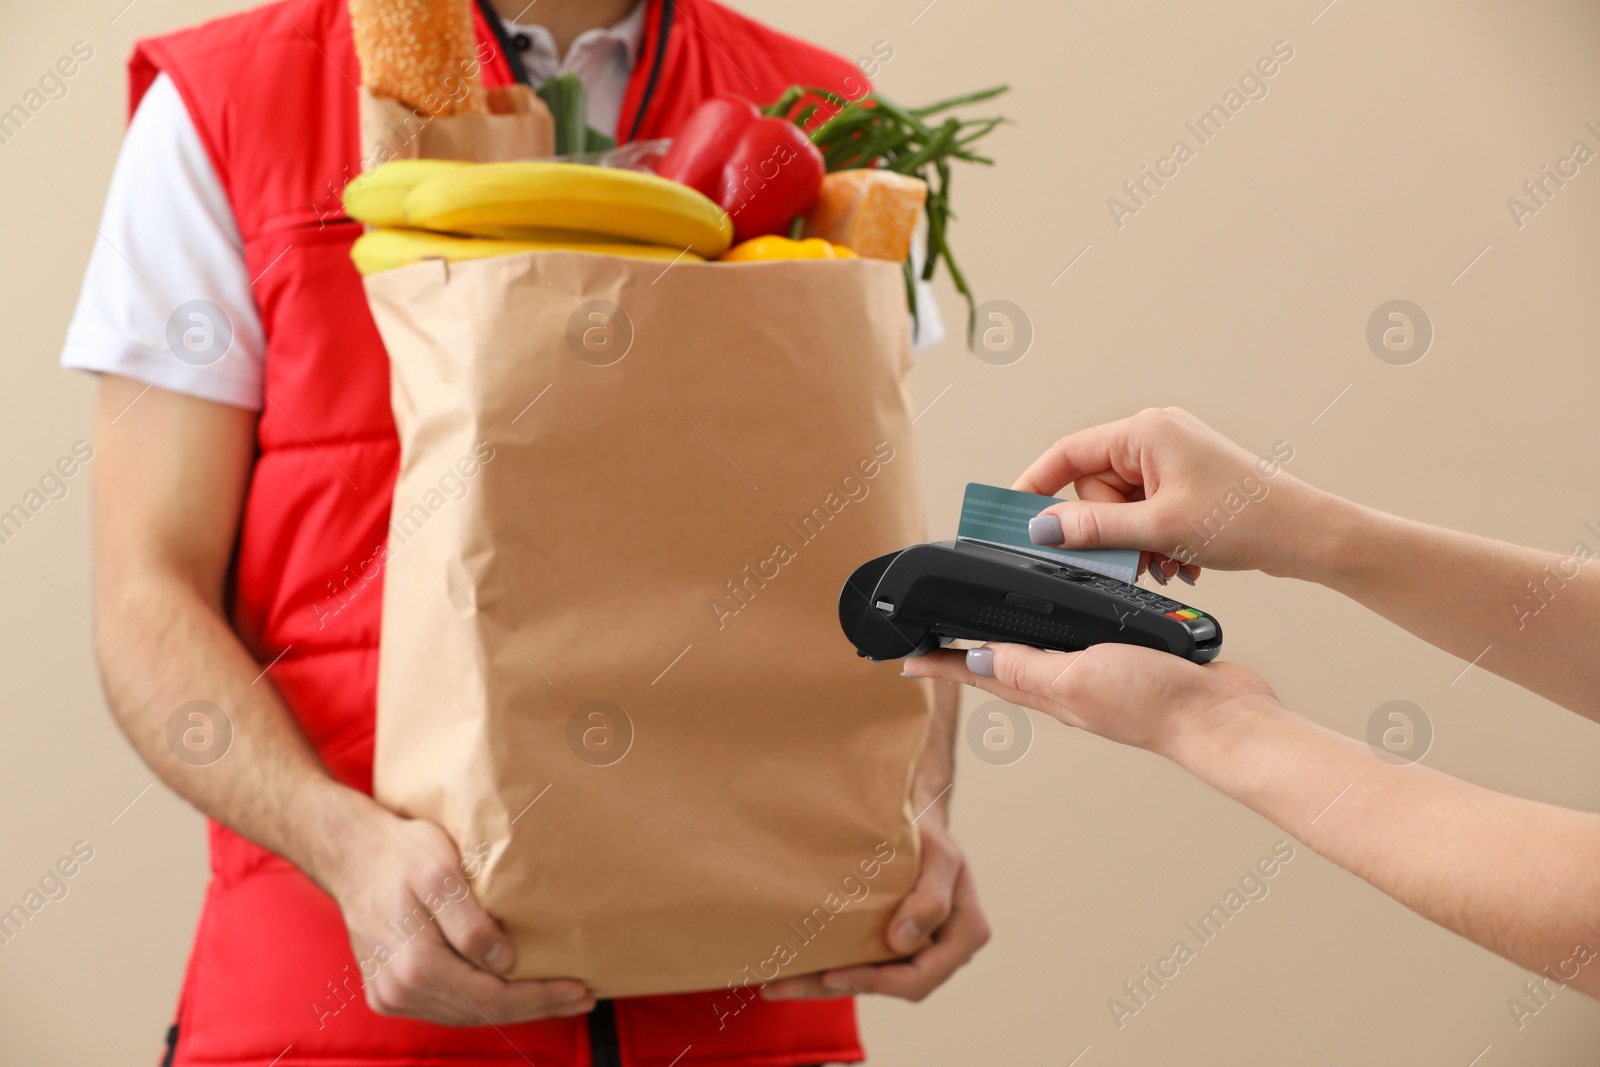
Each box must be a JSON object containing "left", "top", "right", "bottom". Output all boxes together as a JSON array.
[{"left": 4, "top": 0, "right": 1599, "bottom": 1063}]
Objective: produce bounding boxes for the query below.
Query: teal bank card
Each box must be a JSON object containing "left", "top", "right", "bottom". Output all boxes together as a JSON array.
[{"left": 957, "top": 482, "right": 1141, "bottom": 584}]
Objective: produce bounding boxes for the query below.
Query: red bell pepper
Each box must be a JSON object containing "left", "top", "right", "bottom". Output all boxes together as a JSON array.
[
  {"left": 717, "top": 117, "right": 826, "bottom": 242},
  {"left": 658, "top": 96, "right": 827, "bottom": 243},
  {"left": 655, "top": 94, "right": 761, "bottom": 200}
]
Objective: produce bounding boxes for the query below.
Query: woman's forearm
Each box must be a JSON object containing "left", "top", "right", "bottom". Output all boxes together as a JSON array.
[
  {"left": 1291, "top": 493, "right": 1600, "bottom": 720},
  {"left": 1167, "top": 699, "right": 1600, "bottom": 994}
]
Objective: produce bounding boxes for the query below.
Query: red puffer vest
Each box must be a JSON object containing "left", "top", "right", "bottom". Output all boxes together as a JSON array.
[{"left": 129, "top": 1, "right": 868, "bottom": 1063}]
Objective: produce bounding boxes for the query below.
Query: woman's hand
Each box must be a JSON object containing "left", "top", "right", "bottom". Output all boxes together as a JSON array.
[
  {"left": 1016, "top": 407, "right": 1330, "bottom": 581},
  {"left": 902, "top": 643, "right": 1282, "bottom": 757}
]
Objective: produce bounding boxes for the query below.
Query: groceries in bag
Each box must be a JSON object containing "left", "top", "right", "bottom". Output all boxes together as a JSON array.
[
  {"left": 344, "top": 159, "right": 733, "bottom": 269},
  {"left": 340, "top": 60, "right": 1007, "bottom": 283},
  {"left": 720, "top": 236, "right": 856, "bottom": 262},
  {"left": 350, "top": 228, "right": 703, "bottom": 275}
]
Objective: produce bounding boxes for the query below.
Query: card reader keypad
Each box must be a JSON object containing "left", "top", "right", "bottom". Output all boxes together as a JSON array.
[{"left": 1071, "top": 571, "right": 1216, "bottom": 639}]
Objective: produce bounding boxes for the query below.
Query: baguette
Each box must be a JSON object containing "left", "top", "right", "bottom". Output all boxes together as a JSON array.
[{"left": 349, "top": 0, "right": 487, "bottom": 115}]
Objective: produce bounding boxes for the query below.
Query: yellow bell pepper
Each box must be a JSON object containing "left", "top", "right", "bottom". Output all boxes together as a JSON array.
[{"left": 719, "top": 235, "right": 857, "bottom": 262}]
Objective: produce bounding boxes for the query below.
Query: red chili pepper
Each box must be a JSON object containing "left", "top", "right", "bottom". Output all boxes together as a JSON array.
[
  {"left": 716, "top": 117, "right": 826, "bottom": 242},
  {"left": 655, "top": 94, "right": 761, "bottom": 200}
]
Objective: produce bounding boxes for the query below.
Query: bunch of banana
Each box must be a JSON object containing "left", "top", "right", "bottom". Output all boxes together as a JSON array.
[
  {"left": 344, "top": 159, "right": 732, "bottom": 274},
  {"left": 342, "top": 159, "right": 470, "bottom": 228},
  {"left": 351, "top": 229, "right": 702, "bottom": 274}
]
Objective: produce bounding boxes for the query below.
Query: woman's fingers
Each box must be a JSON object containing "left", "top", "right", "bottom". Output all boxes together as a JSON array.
[
  {"left": 1147, "top": 554, "right": 1178, "bottom": 584},
  {"left": 1028, "top": 496, "right": 1165, "bottom": 553},
  {"left": 1011, "top": 407, "right": 1294, "bottom": 574},
  {"left": 904, "top": 646, "right": 1082, "bottom": 722},
  {"left": 1075, "top": 471, "right": 1140, "bottom": 502},
  {"left": 908, "top": 641, "right": 1266, "bottom": 756},
  {"left": 1011, "top": 416, "right": 1147, "bottom": 497}
]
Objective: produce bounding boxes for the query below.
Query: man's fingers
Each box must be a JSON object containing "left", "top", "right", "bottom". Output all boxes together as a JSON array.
[
  {"left": 760, "top": 973, "right": 848, "bottom": 1001},
  {"left": 371, "top": 938, "right": 592, "bottom": 1025},
  {"left": 815, "top": 959, "right": 924, "bottom": 999},
  {"left": 439, "top": 967, "right": 594, "bottom": 1025},
  {"left": 897, "top": 863, "right": 990, "bottom": 985},
  {"left": 884, "top": 829, "right": 962, "bottom": 955},
  {"left": 376, "top": 869, "right": 594, "bottom": 1025},
  {"left": 408, "top": 862, "right": 517, "bottom": 975},
  {"left": 827, "top": 865, "right": 991, "bottom": 1002}
]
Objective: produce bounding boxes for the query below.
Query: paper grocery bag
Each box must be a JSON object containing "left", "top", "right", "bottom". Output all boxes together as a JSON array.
[
  {"left": 367, "top": 251, "right": 934, "bottom": 998},
  {"left": 359, "top": 85, "right": 554, "bottom": 164}
]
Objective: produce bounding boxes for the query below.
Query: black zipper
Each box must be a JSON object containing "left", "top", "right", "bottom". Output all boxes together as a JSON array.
[
  {"left": 623, "top": 0, "right": 674, "bottom": 144},
  {"left": 473, "top": 0, "right": 533, "bottom": 86},
  {"left": 588, "top": 999, "right": 623, "bottom": 1067}
]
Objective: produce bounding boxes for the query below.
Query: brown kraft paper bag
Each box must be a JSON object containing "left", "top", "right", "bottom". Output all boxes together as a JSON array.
[
  {"left": 367, "top": 250, "right": 935, "bottom": 998},
  {"left": 357, "top": 85, "right": 554, "bottom": 164}
]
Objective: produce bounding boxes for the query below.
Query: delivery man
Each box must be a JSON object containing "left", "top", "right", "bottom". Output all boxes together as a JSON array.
[{"left": 61, "top": 0, "right": 987, "bottom": 1063}]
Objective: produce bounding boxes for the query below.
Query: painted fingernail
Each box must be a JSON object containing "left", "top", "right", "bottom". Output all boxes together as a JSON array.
[
  {"left": 1149, "top": 564, "right": 1168, "bottom": 586},
  {"left": 966, "top": 648, "right": 995, "bottom": 677},
  {"left": 484, "top": 942, "right": 513, "bottom": 972},
  {"left": 1178, "top": 566, "right": 1198, "bottom": 586},
  {"left": 1028, "top": 514, "right": 1063, "bottom": 545}
]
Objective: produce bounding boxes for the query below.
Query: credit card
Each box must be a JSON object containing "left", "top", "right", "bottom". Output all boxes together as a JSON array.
[{"left": 957, "top": 482, "right": 1141, "bottom": 583}]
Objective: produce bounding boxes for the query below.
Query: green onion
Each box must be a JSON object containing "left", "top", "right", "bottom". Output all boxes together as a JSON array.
[{"left": 771, "top": 84, "right": 1009, "bottom": 341}]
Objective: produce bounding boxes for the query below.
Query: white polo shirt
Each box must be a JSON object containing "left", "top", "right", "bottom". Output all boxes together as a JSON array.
[{"left": 60, "top": 6, "right": 939, "bottom": 409}]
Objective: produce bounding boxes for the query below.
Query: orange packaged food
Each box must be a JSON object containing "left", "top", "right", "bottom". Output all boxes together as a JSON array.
[{"left": 802, "top": 169, "right": 928, "bottom": 263}]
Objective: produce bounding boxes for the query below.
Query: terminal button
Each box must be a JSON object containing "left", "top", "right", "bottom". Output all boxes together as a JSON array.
[{"left": 1004, "top": 592, "right": 1054, "bottom": 615}]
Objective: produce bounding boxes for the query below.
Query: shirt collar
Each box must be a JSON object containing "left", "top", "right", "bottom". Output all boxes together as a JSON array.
[
  {"left": 605, "top": 1, "right": 647, "bottom": 69},
  {"left": 501, "top": 1, "right": 646, "bottom": 71}
]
